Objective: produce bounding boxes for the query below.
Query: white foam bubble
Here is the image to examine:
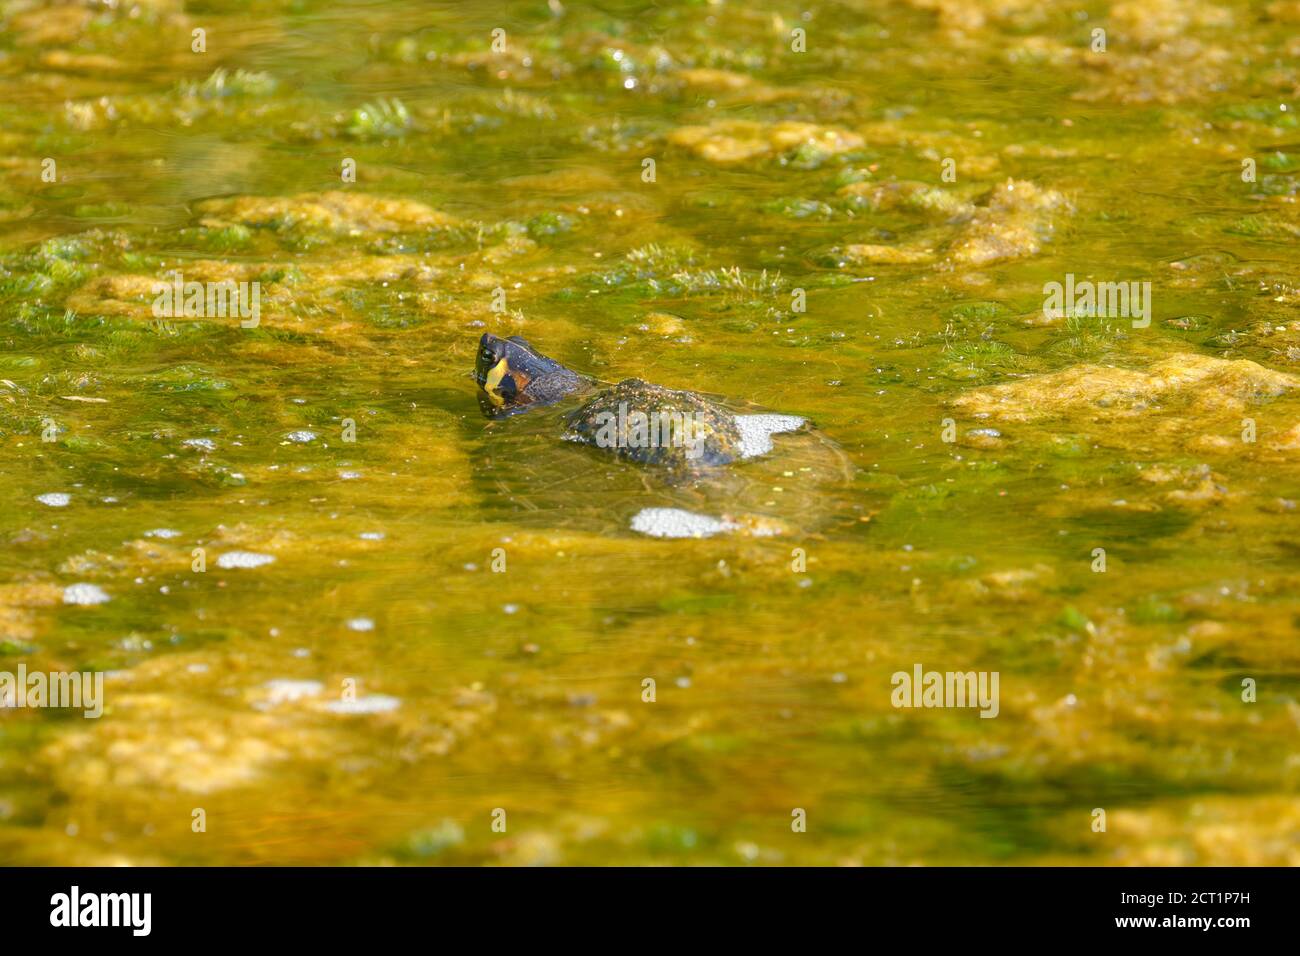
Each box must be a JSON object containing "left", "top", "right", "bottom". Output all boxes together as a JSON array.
[
  {"left": 322, "top": 694, "right": 401, "bottom": 715},
  {"left": 285, "top": 430, "right": 318, "bottom": 443},
  {"left": 263, "top": 679, "right": 323, "bottom": 704},
  {"left": 36, "top": 493, "right": 71, "bottom": 508},
  {"left": 630, "top": 507, "right": 735, "bottom": 539},
  {"left": 216, "top": 551, "right": 276, "bottom": 569},
  {"left": 62, "top": 583, "right": 110, "bottom": 606},
  {"left": 734, "top": 414, "right": 806, "bottom": 458}
]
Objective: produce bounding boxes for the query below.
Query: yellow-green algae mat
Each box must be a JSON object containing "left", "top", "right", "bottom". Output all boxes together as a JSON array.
[{"left": 1, "top": 0, "right": 1299, "bottom": 865}]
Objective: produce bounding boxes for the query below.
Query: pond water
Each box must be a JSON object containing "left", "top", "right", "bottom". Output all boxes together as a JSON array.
[{"left": 0, "top": 0, "right": 1298, "bottom": 865}]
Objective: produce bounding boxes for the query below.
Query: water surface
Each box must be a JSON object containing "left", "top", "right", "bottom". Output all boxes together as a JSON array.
[{"left": 1, "top": 0, "right": 1298, "bottom": 865}]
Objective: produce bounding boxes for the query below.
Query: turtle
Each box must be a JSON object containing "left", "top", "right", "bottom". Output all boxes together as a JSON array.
[{"left": 470, "top": 332, "right": 859, "bottom": 538}]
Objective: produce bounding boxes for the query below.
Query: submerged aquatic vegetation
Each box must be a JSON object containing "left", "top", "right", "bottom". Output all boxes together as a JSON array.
[
  {"left": 668, "top": 265, "right": 787, "bottom": 300},
  {"left": 1051, "top": 313, "right": 1126, "bottom": 360},
  {"left": 346, "top": 98, "right": 413, "bottom": 140},
  {"left": 178, "top": 68, "right": 279, "bottom": 100},
  {"left": 939, "top": 336, "right": 1019, "bottom": 381}
]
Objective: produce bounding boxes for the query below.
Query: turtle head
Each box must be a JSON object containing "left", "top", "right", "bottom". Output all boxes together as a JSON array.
[{"left": 475, "top": 332, "right": 580, "bottom": 415}]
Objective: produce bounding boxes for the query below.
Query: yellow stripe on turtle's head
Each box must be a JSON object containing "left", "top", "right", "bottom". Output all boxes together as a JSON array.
[{"left": 483, "top": 357, "right": 510, "bottom": 405}]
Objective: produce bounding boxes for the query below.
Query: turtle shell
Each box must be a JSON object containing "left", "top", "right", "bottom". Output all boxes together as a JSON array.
[
  {"left": 563, "top": 379, "right": 742, "bottom": 475},
  {"left": 471, "top": 387, "right": 859, "bottom": 538}
]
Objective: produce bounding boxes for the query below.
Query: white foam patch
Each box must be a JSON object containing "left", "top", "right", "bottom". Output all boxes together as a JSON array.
[
  {"left": 322, "top": 694, "right": 401, "bottom": 715},
  {"left": 734, "top": 414, "right": 806, "bottom": 458},
  {"left": 262, "top": 679, "right": 323, "bottom": 704},
  {"left": 36, "top": 493, "right": 71, "bottom": 508},
  {"left": 216, "top": 550, "right": 276, "bottom": 569},
  {"left": 630, "top": 507, "right": 736, "bottom": 539},
  {"left": 62, "top": 583, "right": 110, "bottom": 606}
]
